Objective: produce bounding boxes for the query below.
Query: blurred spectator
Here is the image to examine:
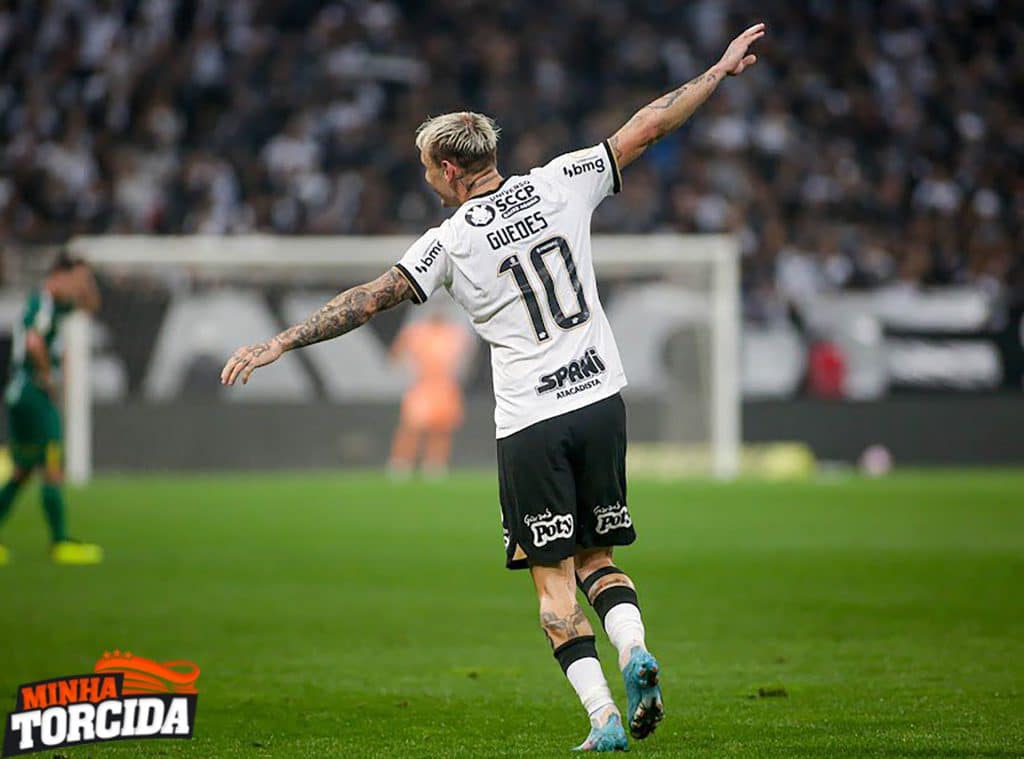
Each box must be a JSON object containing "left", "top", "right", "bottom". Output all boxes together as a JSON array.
[{"left": 0, "top": 0, "right": 1020, "bottom": 307}]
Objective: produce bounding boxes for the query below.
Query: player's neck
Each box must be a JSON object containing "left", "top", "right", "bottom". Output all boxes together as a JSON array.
[{"left": 460, "top": 168, "right": 503, "bottom": 204}]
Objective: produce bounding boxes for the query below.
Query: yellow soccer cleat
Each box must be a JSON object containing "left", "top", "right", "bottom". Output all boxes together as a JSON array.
[
  {"left": 0, "top": 544, "right": 9, "bottom": 566},
  {"left": 52, "top": 541, "right": 104, "bottom": 565}
]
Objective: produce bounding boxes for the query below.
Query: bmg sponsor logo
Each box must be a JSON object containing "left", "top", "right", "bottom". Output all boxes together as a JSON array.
[
  {"left": 563, "top": 156, "right": 605, "bottom": 179},
  {"left": 536, "top": 348, "right": 606, "bottom": 398},
  {"left": 524, "top": 509, "right": 574, "bottom": 547},
  {"left": 2, "top": 651, "right": 199, "bottom": 757},
  {"left": 414, "top": 240, "right": 445, "bottom": 275}
]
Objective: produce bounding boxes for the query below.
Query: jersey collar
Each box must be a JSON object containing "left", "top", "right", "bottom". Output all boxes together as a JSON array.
[{"left": 465, "top": 175, "right": 510, "bottom": 202}]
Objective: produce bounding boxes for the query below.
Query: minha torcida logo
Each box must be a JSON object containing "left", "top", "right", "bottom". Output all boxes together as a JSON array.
[{"left": 2, "top": 650, "right": 200, "bottom": 756}]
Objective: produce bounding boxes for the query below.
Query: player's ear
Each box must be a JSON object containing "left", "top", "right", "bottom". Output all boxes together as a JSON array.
[{"left": 440, "top": 159, "right": 460, "bottom": 184}]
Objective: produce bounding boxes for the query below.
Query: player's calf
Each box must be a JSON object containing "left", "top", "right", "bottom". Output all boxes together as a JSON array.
[
  {"left": 577, "top": 559, "right": 663, "bottom": 740},
  {"left": 533, "top": 561, "right": 623, "bottom": 749},
  {"left": 577, "top": 562, "right": 647, "bottom": 668},
  {"left": 0, "top": 466, "right": 33, "bottom": 528}
]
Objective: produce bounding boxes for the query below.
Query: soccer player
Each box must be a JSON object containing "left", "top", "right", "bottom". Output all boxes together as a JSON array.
[
  {"left": 0, "top": 253, "right": 103, "bottom": 565},
  {"left": 222, "top": 23, "right": 764, "bottom": 751},
  {"left": 388, "top": 309, "right": 472, "bottom": 478}
]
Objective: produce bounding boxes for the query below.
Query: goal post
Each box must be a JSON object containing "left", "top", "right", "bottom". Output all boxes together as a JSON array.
[{"left": 66, "top": 234, "right": 741, "bottom": 482}]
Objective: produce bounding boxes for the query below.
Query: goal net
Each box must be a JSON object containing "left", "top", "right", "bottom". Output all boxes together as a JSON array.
[{"left": 65, "top": 234, "right": 740, "bottom": 482}]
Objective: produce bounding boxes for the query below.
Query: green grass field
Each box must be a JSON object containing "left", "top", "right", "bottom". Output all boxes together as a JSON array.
[{"left": 1, "top": 470, "right": 1022, "bottom": 758}]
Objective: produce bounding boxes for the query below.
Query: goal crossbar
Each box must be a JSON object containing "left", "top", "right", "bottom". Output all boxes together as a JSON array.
[{"left": 67, "top": 234, "right": 740, "bottom": 481}]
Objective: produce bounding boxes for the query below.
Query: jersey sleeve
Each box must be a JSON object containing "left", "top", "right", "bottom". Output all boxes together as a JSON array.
[
  {"left": 533, "top": 141, "right": 622, "bottom": 210},
  {"left": 23, "top": 291, "right": 52, "bottom": 334},
  {"left": 394, "top": 227, "right": 451, "bottom": 305}
]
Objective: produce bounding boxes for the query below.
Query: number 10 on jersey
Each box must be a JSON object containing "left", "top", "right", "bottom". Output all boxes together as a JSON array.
[{"left": 498, "top": 236, "right": 590, "bottom": 342}]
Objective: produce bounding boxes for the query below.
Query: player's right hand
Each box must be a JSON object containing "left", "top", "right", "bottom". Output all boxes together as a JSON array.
[
  {"left": 42, "top": 377, "right": 59, "bottom": 402},
  {"left": 717, "top": 23, "right": 765, "bottom": 76},
  {"left": 220, "top": 340, "right": 283, "bottom": 386}
]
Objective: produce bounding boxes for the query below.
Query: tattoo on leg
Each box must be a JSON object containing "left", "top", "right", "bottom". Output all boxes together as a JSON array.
[
  {"left": 586, "top": 573, "right": 635, "bottom": 605},
  {"left": 541, "top": 603, "right": 591, "bottom": 649}
]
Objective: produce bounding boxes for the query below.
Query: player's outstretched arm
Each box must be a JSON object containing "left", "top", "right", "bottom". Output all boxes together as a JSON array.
[
  {"left": 26, "top": 330, "right": 55, "bottom": 396},
  {"left": 220, "top": 267, "right": 414, "bottom": 386},
  {"left": 77, "top": 267, "right": 102, "bottom": 314},
  {"left": 608, "top": 23, "right": 765, "bottom": 169}
]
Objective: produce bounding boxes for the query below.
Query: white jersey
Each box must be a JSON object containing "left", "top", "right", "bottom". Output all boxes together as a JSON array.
[{"left": 395, "top": 141, "right": 627, "bottom": 438}]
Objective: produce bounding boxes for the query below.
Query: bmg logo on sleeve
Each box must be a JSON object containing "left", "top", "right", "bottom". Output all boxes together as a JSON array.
[
  {"left": 563, "top": 156, "right": 606, "bottom": 178},
  {"left": 414, "top": 240, "right": 446, "bottom": 275}
]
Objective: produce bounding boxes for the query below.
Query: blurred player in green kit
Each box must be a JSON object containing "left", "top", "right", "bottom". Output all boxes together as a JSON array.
[{"left": 0, "top": 253, "right": 102, "bottom": 565}]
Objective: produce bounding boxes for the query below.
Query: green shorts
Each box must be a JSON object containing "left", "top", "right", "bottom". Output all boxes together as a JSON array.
[{"left": 6, "top": 381, "right": 63, "bottom": 470}]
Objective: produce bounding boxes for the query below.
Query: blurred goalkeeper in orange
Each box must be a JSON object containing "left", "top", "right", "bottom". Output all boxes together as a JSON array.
[{"left": 388, "top": 309, "right": 472, "bottom": 478}]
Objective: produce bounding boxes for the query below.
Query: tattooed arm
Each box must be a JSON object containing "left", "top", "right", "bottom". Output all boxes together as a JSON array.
[
  {"left": 608, "top": 23, "right": 765, "bottom": 169},
  {"left": 220, "top": 267, "right": 414, "bottom": 386}
]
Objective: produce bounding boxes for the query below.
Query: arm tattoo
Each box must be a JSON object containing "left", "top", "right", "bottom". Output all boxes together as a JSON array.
[
  {"left": 645, "top": 70, "right": 718, "bottom": 112},
  {"left": 276, "top": 267, "right": 413, "bottom": 351},
  {"left": 610, "top": 69, "right": 723, "bottom": 166},
  {"left": 540, "top": 603, "right": 591, "bottom": 649}
]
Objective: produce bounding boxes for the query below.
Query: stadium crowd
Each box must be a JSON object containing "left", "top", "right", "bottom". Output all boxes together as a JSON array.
[{"left": 1, "top": 0, "right": 1021, "bottom": 304}]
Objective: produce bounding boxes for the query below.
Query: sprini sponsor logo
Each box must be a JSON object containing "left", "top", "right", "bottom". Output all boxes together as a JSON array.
[
  {"left": 2, "top": 651, "right": 200, "bottom": 756},
  {"left": 536, "top": 347, "right": 606, "bottom": 397}
]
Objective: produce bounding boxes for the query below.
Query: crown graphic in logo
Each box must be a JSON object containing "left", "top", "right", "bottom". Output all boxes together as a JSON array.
[{"left": 93, "top": 651, "right": 200, "bottom": 695}]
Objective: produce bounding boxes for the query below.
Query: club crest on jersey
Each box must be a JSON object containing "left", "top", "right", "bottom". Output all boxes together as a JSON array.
[
  {"left": 536, "top": 348, "right": 607, "bottom": 398},
  {"left": 563, "top": 156, "right": 606, "bottom": 179},
  {"left": 594, "top": 502, "right": 631, "bottom": 535},
  {"left": 524, "top": 510, "right": 574, "bottom": 547},
  {"left": 465, "top": 204, "right": 496, "bottom": 227}
]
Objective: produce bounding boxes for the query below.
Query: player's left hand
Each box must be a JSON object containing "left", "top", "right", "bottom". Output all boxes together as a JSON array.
[
  {"left": 220, "top": 340, "right": 283, "bottom": 386},
  {"left": 717, "top": 23, "right": 765, "bottom": 76}
]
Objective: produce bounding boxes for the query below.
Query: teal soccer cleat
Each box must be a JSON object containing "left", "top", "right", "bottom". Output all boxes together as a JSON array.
[
  {"left": 572, "top": 713, "right": 628, "bottom": 752},
  {"left": 623, "top": 647, "right": 663, "bottom": 739}
]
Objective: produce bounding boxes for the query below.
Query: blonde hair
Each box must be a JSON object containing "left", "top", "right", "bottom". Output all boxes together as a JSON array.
[{"left": 415, "top": 112, "right": 500, "bottom": 173}]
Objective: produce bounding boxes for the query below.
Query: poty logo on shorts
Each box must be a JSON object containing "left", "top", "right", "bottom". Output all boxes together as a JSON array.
[
  {"left": 524, "top": 509, "right": 574, "bottom": 547},
  {"left": 594, "top": 502, "right": 631, "bottom": 535},
  {"left": 2, "top": 651, "right": 200, "bottom": 756}
]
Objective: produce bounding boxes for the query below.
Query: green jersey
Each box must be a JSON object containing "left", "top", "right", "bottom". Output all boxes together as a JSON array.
[{"left": 5, "top": 289, "right": 72, "bottom": 405}]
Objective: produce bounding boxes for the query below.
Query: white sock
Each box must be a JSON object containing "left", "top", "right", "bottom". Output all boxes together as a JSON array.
[
  {"left": 565, "top": 657, "right": 616, "bottom": 727},
  {"left": 604, "top": 603, "right": 647, "bottom": 669}
]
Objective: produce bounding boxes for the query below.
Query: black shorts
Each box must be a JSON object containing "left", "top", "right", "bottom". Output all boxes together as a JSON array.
[{"left": 497, "top": 393, "right": 636, "bottom": 570}]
